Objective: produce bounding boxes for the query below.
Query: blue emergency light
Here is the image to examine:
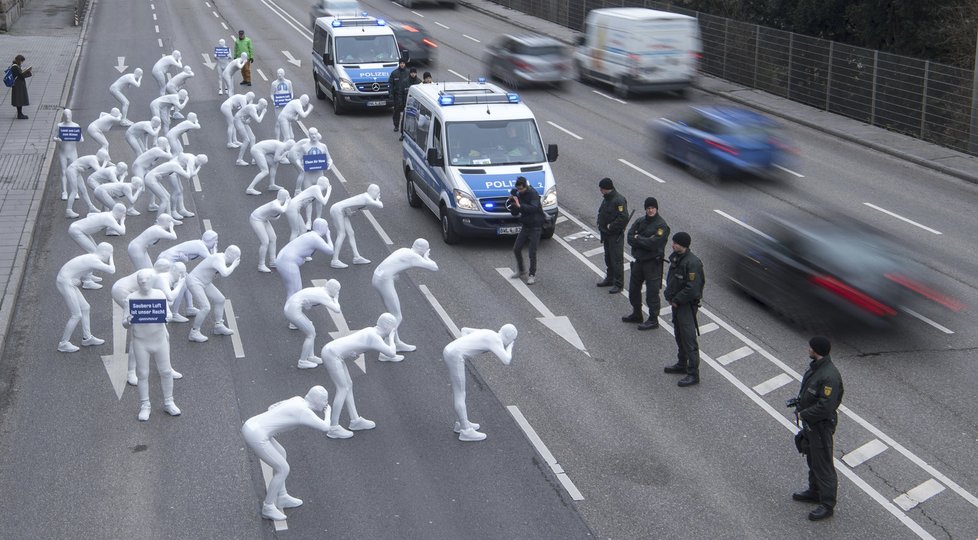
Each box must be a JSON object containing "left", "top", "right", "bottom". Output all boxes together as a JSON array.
[
  {"left": 438, "top": 95, "right": 455, "bottom": 106},
  {"left": 507, "top": 93, "right": 521, "bottom": 103},
  {"left": 477, "top": 77, "right": 486, "bottom": 84},
  {"left": 331, "top": 19, "right": 342, "bottom": 27},
  {"left": 376, "top": 19, "right": 386, "bottom": 26}
]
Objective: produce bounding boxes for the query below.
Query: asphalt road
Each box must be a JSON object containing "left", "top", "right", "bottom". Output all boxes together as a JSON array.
[{"left": 0, "top": 0, "right": 976, "bottom": 538}]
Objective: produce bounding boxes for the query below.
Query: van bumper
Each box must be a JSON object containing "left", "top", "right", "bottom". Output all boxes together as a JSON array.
[
  {"left": 447, "top": 208, "right": 558, "bottom": 238},
  {"left": 625, "top": 77, "right": 694, "bottom": 93},
  {"left": 336, "top": 92, "right": 392, "bottom": 108}
]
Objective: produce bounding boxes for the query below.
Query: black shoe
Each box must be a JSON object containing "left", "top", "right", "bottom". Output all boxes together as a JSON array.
[
  {"left": 596, "top": 280, "right": 612, "bottom": 287},
  {"left": 17, "top": 114, "right": 28, "bottom": 119},
  {"left": 622, "top": 313, "right": 643, "bottom": 323},
  {"left": 393, "top": 127, "right": 399, "bottom": 131},
  {"left": 663, "top": 363, "right": 686, "bottom": 374},
  {"left": 609, "top": 286, "right": 622, "bottom": 294},
  {"left": 637, "top": 320, "right": 659, "bottom": 330},
  {"left": 792, "top": 490, "right": 819, "bottom": 503},
  {"left": 808, "top": 505, "right": 834, "bottom": 521},
  {"left": 245, "top": 82, "right": 252, "bottom": 86},
  {"left": 678, "top": 375, "right": 699, "bottom": 387},
  {"left": 240, "top": 81, "right": 248, "bottom": 85}
]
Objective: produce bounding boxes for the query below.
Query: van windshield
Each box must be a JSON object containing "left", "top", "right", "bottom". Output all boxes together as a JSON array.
[
  {"left": 335, "top": 35, "right": 399, "bottom": 64},
  {"left": 446, "top": 119, "right": 545, "bottom": 166}
]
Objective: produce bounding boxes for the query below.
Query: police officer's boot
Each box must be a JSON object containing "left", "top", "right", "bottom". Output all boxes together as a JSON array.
[
  {"left": 808, "top": 505, "right": 833, "bottom": 521},
  {"left": 621, "top": 311, "right": 642, "bottom": 323}
]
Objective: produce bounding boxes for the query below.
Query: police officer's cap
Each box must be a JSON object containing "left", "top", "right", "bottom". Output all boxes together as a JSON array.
[
  {"left": 672, "top": 231, "right": 691, "bottom": 248},
  {"left": 644, "top": 197, "right": 658, "bottom": 209},
  {"left": 598, "top": 177, "right": 614, "bottom": 190},
  {"left": 409, "top": 67, "right": 417, "bottom": 74},
  {"left": 809, "top": 336, "right": 831, "bottom": 356},
  {"left": 399, "top": 56, "right": 409, "bottom": 64}
]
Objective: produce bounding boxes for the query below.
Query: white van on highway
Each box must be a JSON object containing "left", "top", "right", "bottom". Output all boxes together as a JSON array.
[{"left": 574, "top": 8, "right": 701, "bottom": 97}]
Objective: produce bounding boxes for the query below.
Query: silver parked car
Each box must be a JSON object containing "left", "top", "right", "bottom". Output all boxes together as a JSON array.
[{"left": 484, "top": 35, "right": 570, "bottom": 89}]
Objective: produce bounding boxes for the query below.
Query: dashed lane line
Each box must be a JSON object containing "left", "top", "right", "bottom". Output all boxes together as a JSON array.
[
  {"left": 223, "top": 300, "right": 245, "bottom": 358},
  {"left": 863, "top": 202, "right": 942, "bottom": 235},
  {"left": 618, "top": 158, "right": 666, "bottom": 183},
  {"left": 256, "top": 68, "right": 268, "bottom": 81},
  {"left": 507, "top": 406, "right": 584, "bottom": 501},
  {"left": 462, "top": 34, "right": 480, "bottom": 43},
  {"left": 545, "top": 121, "right": 582, "bottom": 140},
  {"left": 259, "top": 461, "right": 288, "bottom": 531},
  {"left": 774, "top": 163, "right": 804, "bottom": 178},
  {"left": 362, "top": 210, "right": 392, "bottom": 245},
  {"left": 591, "top": 90, "right": 626, "bottom": 104},
  {"left": 435, "top": 21, "right": 449, "bottom": 29},
  {"left": 418, "top": 285, "right": 460, "bottom": 339},
  {"left": 843, "top": 439, "right": 888, "bottom": 468}
]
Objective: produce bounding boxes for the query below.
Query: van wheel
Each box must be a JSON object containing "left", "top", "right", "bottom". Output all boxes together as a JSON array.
[
  {"left": 440, "top": 206, "right": 459, "bottom": 244},
  {"left": 406, "top": 178, "right": 422, "bottom": 208},
  {"left": 314, "top": 74, "right": 326, "bottom": 100},
  {"left": 541, "top": 226, "right": 555, "bottom": 240},
  {"left": 614, "top": 76, "right": 630, "bottom": 99},
  {"left": 576, "top": 62, "right": 590, "bottom": 84},
  {"left": 332, "top": 90, "right": 345, "bottom": 115}
]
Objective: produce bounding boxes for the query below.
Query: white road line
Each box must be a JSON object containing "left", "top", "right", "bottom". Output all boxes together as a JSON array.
[
  {"left": 900, "top": 306, "right": 953, "bottom": 334},
  {"left": 223, "top": 300, "right": 245, "bottom": 358},
  {"left": 296, "top": 119, "right": 309, "bottom": 136},
  {"left": 713, "top": 209, "right": 775, "bottom": 241},
  {"left": 752, "top": 373, "right": 793, "bottom": 396},
  {"left": 582, "top": 246, "right": 603, "bottom": 257},
  {"left": 507, "top": 406, "right": 584, "bottom": 501},
  {"left": 157, "top": 38, "right": 163, "bottom": 48},
  {"left": 221, "top": 22, "right": 228, "bottom": 30},
  {"left": 462, "top": 34, "right": 481, "bottom": 43},
  {"left": 154, "top": 24, "right": 159, "bottom": 33},
  {"left": 698, "top": 322, "right": 719, "bottom": 334},
  {"left": 447, "top": 68, "right": 468, "bottom": 81},
  {"left": 659, "top": 306, "right": 672, "bottom": 317},
  {"left": 774, "top": 164, "right": 804, "bottom": 177},
  {"left": 150, "top": 3, "right": 154, "bottom": 9},
  {"left": 259, "top": 461, "right": 288, "bottom": 531},
  {"left": 434, "top": 21, "right": 449, "bottom": 29},
  {"left": 555, "top": 215, "right": 567, "bottom": 224},
  {"left": 563, "top": 231, "right": 591, "bottom": 241},
  {"left": 192, "top": 175, "right": 201, "bottom": 192},
  {"left": 362, "top": 210, "right": 392, "bottom": 245},
  {"left": 863, "top": 202, "right": 942, "bottom": 235},
  {"left": 259, "top": 0, "right": 313, "bottom": 40},
  {"left": 152, "top": 13, "right": 157, "bottom": 20},
  {"left": 559, "top": 209, "right": 634, "bottom": 262},
  {"left": 331, "top": 166, "right": 347, "bottom": 184},
  {"left": 553, "top": 235, "right": 604, "bottom": 275},
  {"left": 418, "top": 285, "right": 460, "bottom": 339},
  {"left": 545, "top": 121, "right": 582, "bottom": 140},
  {"left": 181, "top": 133, "right": 189, "bottom": 146},
  {"left": 205, "top": 1, "right": 211, "bottom": 6},
  {"left": 410, "top": 10, "right": 424, "bottom": 17},
  {"left": 894, "top": 479, "right": 946, "bottom": 511},
  {"left": 843, "top": 439, "right": 888, "bottom": 468},
  {"left": 495, "top": 268, "right": 553, "bottom": 317},
  {"left": 591, "top": 90, "right": 626, "bottom": 104},
  {"left": 202, "top": 219, "right": 212, "bottom": 231},
  {"left": 212, "top": 10, "right": 219, "bottom": 17},
  {"left": 618, "top": 158, "right": 666, "bottom": 183},
  {"left": 256, "top": 68, "right": 268, "bottom": 81},
  {"left": 716, "top": 346, "right": 753, "bottom": 366}
]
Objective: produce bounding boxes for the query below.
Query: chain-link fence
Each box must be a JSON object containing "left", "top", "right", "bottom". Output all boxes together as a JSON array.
[{"left": 487, "top": 0, "right": 978, "bottom": 156}]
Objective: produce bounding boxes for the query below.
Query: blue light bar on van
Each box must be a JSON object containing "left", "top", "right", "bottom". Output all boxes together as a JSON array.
[
  {"left": 331, "top": 19, "right": 342, "bottom": 27},
  {"left": 438, "top": 95, "right": 455, "bottom": 106},
  {"left": 376, "top": 19, "right": 386, "bottom": 26},
  {"left": 507, "top": 93, "right": 520, "bottom": 103},
  {"left": 477, "top": 77, "right": 486, "bottom": 84}
]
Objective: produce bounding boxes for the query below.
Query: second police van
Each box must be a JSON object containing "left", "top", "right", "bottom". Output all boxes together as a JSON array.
[
  {"left": 311, "top": 14, "right": 403, "bottom": 114},
  {"left": 401, "top": 81, "right": 559, "bottom": 244}
]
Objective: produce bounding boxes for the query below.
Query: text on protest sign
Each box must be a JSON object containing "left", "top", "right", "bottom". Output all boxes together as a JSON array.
[
  {"left": 303, "top": 148, "right": 328, "bottom": 171},
  {"left": 59, "top": 126, "right": 82, "bottom": 142},
  {"left": 129, "top": 299, "right": 167, "bottom": 324},
  {"left": 214, "top": 47, "right": 231, "bottom": 59}
]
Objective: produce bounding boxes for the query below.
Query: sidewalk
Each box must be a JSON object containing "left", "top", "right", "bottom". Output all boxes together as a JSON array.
[
  {"left": 459, "top": 0, "right": 978, "bottom": 184},
  {"left": 0, "top": 0, "right": 84, "bottom": 354}
]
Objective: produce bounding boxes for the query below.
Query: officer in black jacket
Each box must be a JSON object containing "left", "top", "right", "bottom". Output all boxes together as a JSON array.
[
  {"left": 622, "top": 197, "right": 670, "bottom": 330},
  {"left": 595, "top": 178, "right": 629, "bottom": 293},
  {"left": 388, "top": 58, "right": 417, "bottom": 131},
  {"left": 508, "top": 176, "right": 544, "bottom": 285},
  {"left": 663, "top": 232, "right": 705, "bottom": 387},
  {"left": 791, "top": 336, "right": 844, "bottom": 521}
]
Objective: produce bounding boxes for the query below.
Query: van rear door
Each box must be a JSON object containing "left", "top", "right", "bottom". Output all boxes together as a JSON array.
[{"left": 632, "top": 18, "right": 699, "bottom": 82}]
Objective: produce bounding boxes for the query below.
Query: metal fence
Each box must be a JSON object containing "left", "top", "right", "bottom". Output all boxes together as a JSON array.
[{"left": 487, "top": 0, "right": 978, "bottom": 156}]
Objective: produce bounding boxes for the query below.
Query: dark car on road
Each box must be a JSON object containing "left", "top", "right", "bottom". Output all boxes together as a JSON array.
[
  {"left": 388, "top": 20, "right": 438, "bottom": 66},
  {"left": 484, "top": 34, "right": 570, "bottom": 89}
]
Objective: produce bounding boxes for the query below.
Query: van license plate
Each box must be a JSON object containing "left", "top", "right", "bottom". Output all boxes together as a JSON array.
[
  {"left": 497, "top": 226, "right": 522, "bottom": 235},
  {"left": 367, "top": 100, "right": 386, "bottom": 107}
]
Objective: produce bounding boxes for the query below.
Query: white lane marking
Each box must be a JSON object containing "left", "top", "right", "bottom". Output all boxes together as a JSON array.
[
  {"left": 205, "top": 1, "right": 211, "bottom": 6},
  {"left": 419, "top": 285, "right": 460, "bottom": 339},
  {"left": 507, "top": 406, "right": 584, "bottom": 501},
  {"left": 618, "top": 158, "right": 666, "bottom": 183},
  {"left": 462, "top": 34, "right": 481, "bottom": 43},
  {"left": 150, "top": 3, "right": 155, "bottom": 9},
  {"left": 154, "top": 24, "right": 159, "bottom": 33},
  {"left": 843, "top": 439, "right": 888, "bottom": 468},
  {"left": 900, "top": 306, "right": 953, "bottom": 334},
  {"left": 546, "top": 121, "right": 582, "bottom": 140},
  {"left": 192, "top": 175, "right": 201, "bottom": 192},
  {"left": 863, "top": 202, "right": 942, "bottom": 235},
  {"left": 698, "top": 322, "right": 719, "bottom": 334},
  {"left": 559, "top": 210, "right": 634, "bottom": 262},
  {"left": 331, "top": 166, "right": 347, "bottom": 184},
  {"left": 99, "top": 303, "right": 128, "bottom": 400},
  {"left": 157, "top": 38, "right": 163, "bottom": 48},
  {"left": 296, "top": 119, "right": 309, "bottom": 136},
  {"left": 202, "top": 219, "right": 212, "bottom": 231},
  {"left": 314, "top": 279, "right": 364, "bottom": 373},
  {"left": 410, "top": 10, "right": 424, "bottom": 17},
  {"left": 555, "top": 215, "right": 567, "bottom": 224},
  {"left": 259, "top": 0, "right": 313, "bottom": 40},
  {"left": 362, "top": 210, "right": 392, "bottom": 245},
  {"left": 495, "top": 267, "right": 587, "bottom": 353},
  {"left": 224, "top": 300, "right": 245, "bottom": 358},
  {"left": 716, "top": 345, "right": 753, "bottom": 366},
  {"left": 181, "top": 133, "right": 189, "bottom": 146},
  {"left": 553, "top": 235, "right": 604, "bottom": 275},
  {"left": 447, "top": 69, "right": 468, "bottom": 81},
  {"left": 212, "top": 10, "right": 219, "bottom": 17},
  {"left": 256, "top": 68, "right": 268, "bottom": 81},
  {"left": 435, "top": 21, "right": 449, "bottom": 29},
  {"left": 752, "top": 373, "right": 793, "bottom": 396},
  {"left": 221, "top": 22, "right": 228, "bottom": 30},
  {"left": 894, "top": 479, "right": 946, "bottom": 511},
  {"left": 582, "top": 246, "right": 603, "bottom": 257},
  {"left": 591, "top": 90, "right": 626, "bottom": 104},
  {"left": 259, "top": 461, "right": 288, "bottom": 531},
  {"left": 152, "top": 13, "right": 157, "bottom": 20},
  {"left": 496, "top": 268, "right": 553, "bottom": 317},
  {"left": 659, "top": 306, "right": 672, "bottom": 317},
  {"left": 563, "top": 231, "right": 591, "bottom": 241},
  {"left": 774, "top": 164, "right": 804, "bottom": 178},
  {"left": 713, "top": 209, "right": 775, "bottom": 241}
]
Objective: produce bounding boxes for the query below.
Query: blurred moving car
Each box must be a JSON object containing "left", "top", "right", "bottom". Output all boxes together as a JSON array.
[
  {"left": 654, "top": 106, "right": 798, "bottom": 184},
  {"left": 389, "top": 20, "right": 438, "bottom": 66},
  {"left": 309, "top": 0, "right": 363, "bottom": 27},
  {"left": 485, "top": 35, "right": 570, "bottom": 89},
  {"left": 730, "top": 214, "right": 964, "bottom": 328},
  {"left": 394, "top": 0, "right": 457, "bottom": 8}
]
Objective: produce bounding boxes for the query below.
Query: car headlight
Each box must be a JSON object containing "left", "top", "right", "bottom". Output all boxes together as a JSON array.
[
  {"left": 339, "top": 78, "right": 355, "bottom": 91},
  {"left": 542, "top": 186, "right": 557, "bottom": 207},
  {"left": 453, "top": 189, "right": 479, "bottom": 211}
]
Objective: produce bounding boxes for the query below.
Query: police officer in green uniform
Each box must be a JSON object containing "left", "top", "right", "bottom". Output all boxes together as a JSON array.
[
  {"left": 662, "top": 232, "right": 705, "bottom": 387},
  {"left": 595, "top": 178, "right": 628, "bottom": 294},
  {"left": 622, "top": 197, "right": 670, "bottom": 330},
  {"left": 791, "top": 336, "right": 844, "bottom": 521}
]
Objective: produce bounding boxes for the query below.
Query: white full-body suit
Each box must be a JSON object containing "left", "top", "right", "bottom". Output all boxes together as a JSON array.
[
  {"left": 167, "top": 153, "right": 206, "bottom": 219},
  {"left": 250, "top": 189, "right": 290, "bottom": 272},
  {"left": 371, "top": 239, "right": 438, "bottom": 360},
  {"left": 67, "top": 204, "right": 127, "bottom": 289},
  {"left": 149, "top": 89, "right": 189, "bottom": 134},
  {"left": 64, "top": 148, "right": 110, "bottom": 217},
  {"left": 275, "top": 218, "right": 333, "bottom": 300},
  {"left": 56, "top": 243, "right": 115, "bottom": 352},
  {"left": 144, "top": 157, "right": 194, "bottom": 220},
  {"left": 94, "top": 176, "right": 143, "bottom": 215},
  {"left": 152, "top": 50, "right": 183, "bottom": 96},
  {"left": 131, "top": 137, "right": 172, "bottom": 180},
  {"left": 166, "top": 112, "right": 200, "bottom": 155},
  {"left": 124, "top": 270, "right": 181, "bottom": 421},
  {"left": 285, "top": 176, "right": 331, "bottom": 241},
  {"left": 270, "top": 69, "right": 294, "bottom": 141},
  {"left": 109, "top": 68, "right": 143, "bottom": 126},
  {"left": 128, "top": 213, "right": 177, "bottom": 269},
  {"left": 221, "top": 92, "right": 254, "bottom": 147},
  {"left": 215, "top": 39, "right": 232, "bottom": 95},
  {"left": 284, "top": 280, "right": 341, "bottom": 368},
  {"left": 276, "top": 94, "right": 312, "bottom": 143},
  {"left": 234, "top": 98, "right": 268, "bottom": 165},
  {"left": 87, "top": 108, "right": 123, "bottom": 153},
  {"left": 53, "top": 108, "right": 83, "bottom": 200},
  {"left": 246, "top": 138, "right": 294, "bottom": 194},
  {"left": 182, "top": 245, "right": 241, "bottom": 342},
  {"left": 125, "top": 116, "right": 161, "bottom": 158},
  {"left": 443, "top": 325, "right": 517, "bottom": 441},
  {"left": 329, "top": 184, "right": 383, "bottom": 268},
  {"left": 85, "top": 162, "right": 128, "bottom": 196},
  {"left": 164, "top": 65, "right": 195, "bottom": 95},
  {"left": 159, "top": 233, "right": 217, "bottom": 316},
  {"left": 221, "top": 53, "right": 248, "bottom": 95},
  {"left": 292, "top": 129, "right": 332, "bottom": 195}
]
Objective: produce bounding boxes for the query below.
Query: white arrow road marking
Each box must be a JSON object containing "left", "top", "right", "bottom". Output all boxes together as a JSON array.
[
  {"left": 259, "top": 461, "right": 288, "bottom": 531},
  {"left": 114, "top": 57, "right": 127, "bottom": 73},
  {"left": 282, "top": 50, "right": 301, "bottom": 67},
  {"left": 100, "top": 302, "right": 129, "bottom": 400},
  {"left": 495, "top": 267, "right": 586, "bottom": 354},
  {"left": 201, "top": 53, "right": 216, "bottom": 70},
  {"left": 313, "top": 279, "right": 364, "bottom": 373}
]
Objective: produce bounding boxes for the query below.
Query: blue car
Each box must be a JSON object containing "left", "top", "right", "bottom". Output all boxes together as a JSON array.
[{"left": 654, "top": 106, "right": 797, "bottom": 184}]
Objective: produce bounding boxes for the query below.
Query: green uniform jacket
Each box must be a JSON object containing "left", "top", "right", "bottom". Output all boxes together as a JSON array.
[
  {"left": 663, "top": 250, "right": 705, "bottom": 306},
  {"left": 597, "top": 190, "right": 628, "bottom": 239},
  {"left": 627, "top": 214, "right": 670, "bottom": 263},
  {"left": 796, "top": 355, "right": 844, "bottom": 425},
  {"left": 234, "top": 37, "right": 254, "bottom": 60}
]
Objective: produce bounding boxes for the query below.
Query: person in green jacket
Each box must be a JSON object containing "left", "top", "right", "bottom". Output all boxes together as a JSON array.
[{"left": 235, "top": 29, "right": 254, "bottom": 86}]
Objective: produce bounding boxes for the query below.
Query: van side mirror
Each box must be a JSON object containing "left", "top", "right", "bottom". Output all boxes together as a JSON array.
[
  {"left": 546, "top": 144, "right": 558, "bottom": 163},
  {"left": 322, "top": 53, "right": 331, "bottom": 64},
  {"left": 575, "top": 35, "right": 586, "bottom": 46},
  {"left": 426, "top": 148, "right": 443, "bottom": 167}
]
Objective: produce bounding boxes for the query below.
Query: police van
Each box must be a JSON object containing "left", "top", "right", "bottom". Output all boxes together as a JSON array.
[
  {"left": 311, "top": 15, "right": 402, "bottom": 115},
  {"left": 401, "top": 81, "right": 558, "bottom": 244}
]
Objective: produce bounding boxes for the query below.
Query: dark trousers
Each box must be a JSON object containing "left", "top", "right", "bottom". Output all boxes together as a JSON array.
[
  {"left": 393, "top": 104, "right": 404, "bottom": 128},
  {"left": 671, "top": 302, "right": 700, "bottom": 376},
  {"left": 805, "top": 421, "right": 838, "bottom": 507},
  {"left": 241, "top": 61, "right": 251, "bottom": 84},
  {"left": 628, "top": 259, "right": 662, "bottom": 317},
  {"left": 602, "top": 233, "right": 625, "bottom": 287},
  {"left": 513, "top": 226, "right": 541, "bottom": 276}
]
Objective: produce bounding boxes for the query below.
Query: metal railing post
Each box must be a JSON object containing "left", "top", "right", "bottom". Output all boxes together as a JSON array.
[
  {"left": 969, "top": 27, "right": 978, "bottom": 154},
  {"left": 870, "top": 50, "right": 878, "bottom": 125},
  {"left": 786, "top": 33, "right": 793, "bottom": 98},
  {"left": 753, "top": 25, "right": 759, "bottom": 88},
  {"left": 921, "top": 60, "right": 929, "bottom": 137},
  {"left": 825, "top": 41, "right": 833, "bottom": 111}
]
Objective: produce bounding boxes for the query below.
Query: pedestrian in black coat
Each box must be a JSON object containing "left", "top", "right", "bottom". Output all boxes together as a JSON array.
[{"left": 10, "top": 55, "right": 32, "bottom": 119}]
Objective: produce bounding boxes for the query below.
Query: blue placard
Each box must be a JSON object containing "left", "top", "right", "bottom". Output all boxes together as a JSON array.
[
  {"left": 303, "top": 148, "right": 328, "bottom": 171},
  {"left": 59, "top": 126, "right": 81, "bottom": 142},
  {"left": 273, "top": 91, "right": 293, "bottom": 107},
  {"left": 129, "top": 298, "right": 167, "bottom": 324},
  {"left": 214, "top": 46, "right": 231, "bottom": 59}
]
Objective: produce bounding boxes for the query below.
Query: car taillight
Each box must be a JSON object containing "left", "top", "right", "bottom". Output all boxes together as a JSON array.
[
  {"left": 401, "top": 24, "right": 419, "bottom": 33},
  {"left": 706, "top": 139, "right": 739, "bottom": 156},
  {"left": 884, "top": 273, "right": 966, "bottom": 311},
  {"left": 512, "top": 59, "right": 532, "bottom": 71},
  {"left": 422, "top": 38, "right": 437, "bottom": 48},
  {"left": 809, "top": 275, "right": 897, "bottom": 316}
]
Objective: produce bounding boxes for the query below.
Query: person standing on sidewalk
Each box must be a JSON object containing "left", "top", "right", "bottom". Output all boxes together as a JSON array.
[
  {"left": 9, "top": 55, "right": 32, "bottom": 119},
  {"left": 508, "top": 176, "right": 544, "bottom": 285},
  {"left": 662, "top": 232, "right": 705, "bottom": 387},
  {"left": 622, "top": 197, "right": 670, "bottom": 330},
  {"left": 595, "top": 177, "right": 628, "bottom": 294},
  {"left": 235, "top": 30, "right": 254, "bottom": 86}
]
